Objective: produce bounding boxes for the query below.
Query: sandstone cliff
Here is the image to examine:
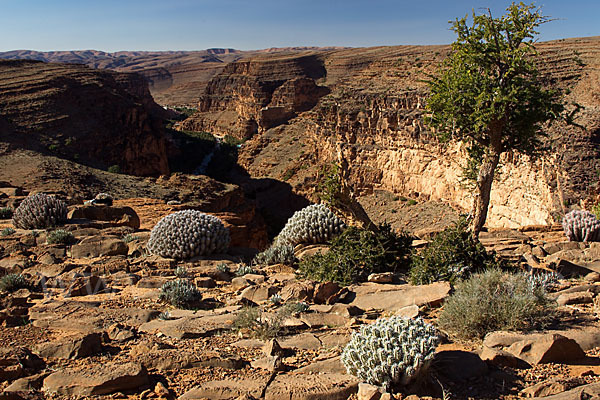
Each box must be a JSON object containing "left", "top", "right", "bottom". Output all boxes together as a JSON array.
[
  {"left": 192, "top": 37, "right": 600, "bottom": 229},
  {"left": 0, "top": 60, "right": 170, "bottom": 176}
]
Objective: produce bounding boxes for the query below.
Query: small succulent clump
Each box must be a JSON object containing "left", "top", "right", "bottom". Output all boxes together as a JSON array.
[
  {"left": 1, "top": 227, "right": 15, "bottom": 236},
  {"left": 274, "top": 204, "right": 346, "bottom": 247},
  {"left": 269, "top": 293, "right": 283, "bottom": 305},
  {"left": 159, "top": 279, "right": 202, "bottom": 309},
  {"left": 282, "top": 301, "right": 309, "bottom": 315},
  {"left": 253, "top": 244, "right": 295, "bottom": 266},
  {"left": 235, "top": 265, "right": 255, "bottom": 277},
  {"left": 147, "top": 210, "right": 230, "bottom": 259},
  {"left": 174, "top": 266, "right": 188, "bottom": 278},
  {"left": 341, "top": 317, "right": 439, "bottom": 389},
  {"left": 216, "top": 263, "right": 229, "bottom": 273},
  {"left": 12, "top": 193, "right": 68, "bottom": 229},
  {"left": 0, "top": 273, "right": 29, "bottom": 292},
  {"left": 0, "top": 207, "right": 13, "bottom": 219},
  {"left": 562, "top": 210, "right": 600, "bottom": 242},
  {"left": 122, "top": 234, "right": 140, "bottom": 243},
  {"left": 46, "top": 229, "right": 75, "bottom": 245}
]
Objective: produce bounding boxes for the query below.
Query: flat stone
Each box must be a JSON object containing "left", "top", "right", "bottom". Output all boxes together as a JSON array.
[
  {"left": 556, "top": 291, "right": 594, "bottom": 306},
  {"left": 485, "top": 328, "right": 600, "bottom": 352},
  {"left": 4, "top": 372, "right": 47, "bottom": 392},
  {"left": 264, "top": 372, "right": 358, "bottom": 400},
  {"left": 70, "top": 236, "right": 128, "bottom": 258},
  {"left": 358, "top": 383, "right": 381, "bottom": 400},
  {"left": 395, "top": 304, "right": 419, "bottom": 319},
  {"left": 68, "top": 205, "right": 140, "bottom": 229},
  {"left": 34, "top": 333, "right": 102, "bottom": 360},
  {"left": 194, "top": 276, "right": 216, "bottom": 288},
  {"left": 280, "top": 281, "right": 315, "bottom": 302},
  {"left": 279, "top": 333, "right": 322, "bottom": 350},
  {"left": 179, "top": 375, "right": 271, "bottom": 399},
  {"left": 349, "top": 281, "right": 451, "bottom": 312},
  {"left": 506, "top": 334, "right": 586, "bottom": 365},
  {"left": 299, "top": 312, "right": 348, "bottom": 328},
  {"left": 531, "top": 382, "right": 600, "bottom": 399},
  {"left": 66, "top": 275, "right": 109, "bottom": 297},
  {"left": 231, "top": 277, "right": 252, "bottom": 291},
  {"left": 328, "top": 303, "right": 363, "bottom": 317},
  {"left": 295, "top": 356, "right": 346, "bottom": 375},
  {"left": 42, "top": 362, "right": 149, "bottom": 396},
  {"left": 136, "top": 276, "right": 170, "bottom": 288},
  {"left": 522, "top": 380, "right": 567, "bottom": 398},
  {"left": 138, "top": 313, "right": 234, "bottom": 339},
  {"left": 251, "top": 355, "right": 283, "bottom": 371}
]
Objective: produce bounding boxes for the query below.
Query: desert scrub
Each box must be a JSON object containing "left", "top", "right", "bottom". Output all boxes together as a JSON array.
[
  {"left": 299, "top": 223, "right": 413, "bottom": 285},
  {"left": 234, "top": 306, "right": 285, "bottom": 340},
  {"left": 1, "top": 227, "right": 15, "bottom": 236},
  {"left": 438, "top": 269, "right": 555, "bottom": 340},
  {"left": 253, "top": 244, "right": 295, "bottom": 266},
  {"left": 342, "top": 316, "right": 439, "bottom": 389},
  {"left": 0, "top": 207, "right": 13, "bottom": 219},
  {"left": 46, "top": 229, "right": 74, "bottom": 245},
  {"left": 410, "top": 218, "right": 504, "bottom": 285},
  {"left": 0, "top": 274, "right": 29, "bottom": 292},
  {"left": 159, "top": 279, "right": 202, "bottom": 309}
]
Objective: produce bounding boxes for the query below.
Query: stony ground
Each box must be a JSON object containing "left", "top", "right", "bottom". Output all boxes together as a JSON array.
[{"left": 1, "top": 188, "right": 600, "bottom": 400}]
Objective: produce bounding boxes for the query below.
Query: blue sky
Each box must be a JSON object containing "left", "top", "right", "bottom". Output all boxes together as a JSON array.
[{"left": 0, "top": 0, "right": 598, "bottom": 52}]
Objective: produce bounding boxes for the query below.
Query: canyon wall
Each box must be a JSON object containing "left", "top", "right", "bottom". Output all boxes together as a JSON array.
[{"left": 200, "top": 38, "right": 600, "bottom": 228}]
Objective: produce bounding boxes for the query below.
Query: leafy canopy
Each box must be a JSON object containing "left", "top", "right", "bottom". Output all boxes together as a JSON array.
[{"left": 426, "top": 2, "right": 565, "bottom": 158}]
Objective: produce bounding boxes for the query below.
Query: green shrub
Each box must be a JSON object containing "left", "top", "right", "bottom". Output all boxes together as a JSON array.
[
  {"left": 107, "top": 165, "right": 121, "bottom": 174},
  {"left": 1, "top": 227, "right": 15, "bottom": 236},
  {"left": 409, "top": 218, "right": 504, "bottom": 284},
  {"left": 233, "top": 306, "right": 283, "bottom": 340},
  {"left": 438, "top": 269, "right": 555, "bottom": 339},
  {"left": 0, "top": 207, "right": 13, "bottom": 219},
  {"left": 299, "top": 223, "right": 413, "bottom": 285},
  {"left": 159, "top": 279, "right": 202, "bottom": 309},
  {"left": 46, "top": 229, "right": 74, "bottom": 245},
  {"left": 0, "top": 274, "right": 29, "bottom": 292}
]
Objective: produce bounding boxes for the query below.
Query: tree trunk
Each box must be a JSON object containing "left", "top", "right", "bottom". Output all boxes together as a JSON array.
[{"left": 470, "top": 134, "right": 503, "bottom": 239}]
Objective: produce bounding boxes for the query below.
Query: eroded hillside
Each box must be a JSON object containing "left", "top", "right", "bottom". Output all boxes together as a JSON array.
[{"left": 0, "top": 60, "right": 169, "bottom": 176}]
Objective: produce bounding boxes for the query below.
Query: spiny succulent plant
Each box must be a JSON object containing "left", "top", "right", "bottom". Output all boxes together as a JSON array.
[
  {"left": 274, "top": 204, "right": 345, "bottom": 247},
  {"left": 253, "top": 243, "right": 295, "bottom": 266},
  {"left": 147, "top": 210, "right": 230, "bottom": 259},
  {"left": 12, "top": 193, "right": 68, "bottom": 229},
  {"left": 341, "top": 316, "right": 439, "bottom": 389},
  {"left": 562, "top": 210, "right": 600, "bottom": 242}
]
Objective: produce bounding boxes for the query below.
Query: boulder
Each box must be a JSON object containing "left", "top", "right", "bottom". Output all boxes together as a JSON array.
[
  {"left": 179, "top": 375, "right": 271, "bottom": 399},
  {"left": 349, "top": 281, "right": 451, "bottom": 312},
  {"left": 68, "top": 205, "right": 140, "bottom": 229},
  {"left": 506, "top": 334, "right": 586, "bottom": 365},
  {"left": 42, "top": 362, "right": 149, "bottom": 396},
  {"left": 531, "top": 382, "right": 600, "bottom": 400},
  {"left": 556, "top": 291, "right": 594, "bottom": 306}
]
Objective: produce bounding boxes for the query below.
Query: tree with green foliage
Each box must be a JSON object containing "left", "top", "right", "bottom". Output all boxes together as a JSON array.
[{"left": 426, "top": 2, "right": 574, "bottom": 238}]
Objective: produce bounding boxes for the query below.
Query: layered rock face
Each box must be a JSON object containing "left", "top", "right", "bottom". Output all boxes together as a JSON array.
[
  {"left": 180, "top": 53, "right": 330, "bottom": 139},
  {"left": 0, "top": 60, "right": 169, "bottom": 176},
  {"left": 202, "top": 38, "right": 600, "bottom": 228}
]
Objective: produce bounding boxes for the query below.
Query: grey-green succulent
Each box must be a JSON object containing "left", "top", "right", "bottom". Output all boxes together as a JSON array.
[
  {"left": 341, "top": 316, "right": 439, "bottom": 389},
  {"left": 12, "top": 193, "right": 68, "bottom": 229},
  {"left": 274, "top": 204, "right": 345, "bottom": 247},
  {"left": 147, "top": 210, "right": 230, "bottom": 259},
  {"left": 562, "top": 210, "right": 600, "bottom": 242}
]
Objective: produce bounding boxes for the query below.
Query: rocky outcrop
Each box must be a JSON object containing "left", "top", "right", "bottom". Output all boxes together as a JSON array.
[
  {"left": 0, "top": 60, "right": 170, "bottom": 176},
  {"left": 181, "top": 53, "right": 329, "bottom": 139}
]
